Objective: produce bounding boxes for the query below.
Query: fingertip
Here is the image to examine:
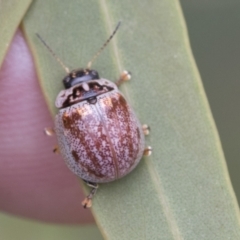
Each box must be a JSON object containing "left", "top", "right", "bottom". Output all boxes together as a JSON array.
[{"left": 0, "top": 29, "right": 94, "bottom": 224}]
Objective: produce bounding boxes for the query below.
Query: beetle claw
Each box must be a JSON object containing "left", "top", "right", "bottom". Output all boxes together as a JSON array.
[
  {"left": 44, "top": 127, "right": 55, "bottom": 136},
  {"left": 53, "top": 145, "right": 59, "bottom": 154},
  {"left": 115, "top": 70, "right": 131, "bottom": 86},
  {"left": 144, "top": 146, "right": 152, "bottom": 156},
  {"left": 142, "top": 124, "right": 150, "bottom": 135},
  {"left": 82, "top": 197, "right": 92, "bottom": 208}
]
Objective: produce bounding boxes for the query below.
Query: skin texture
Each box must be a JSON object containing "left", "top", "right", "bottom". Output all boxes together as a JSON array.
[{"left": 0, "top": 29, "right": 94, "bottom": 224}]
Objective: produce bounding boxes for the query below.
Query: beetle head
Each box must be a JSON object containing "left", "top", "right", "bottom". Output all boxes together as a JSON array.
[{"left": 63, "top": 69, "right": 99, "bottom": 89}]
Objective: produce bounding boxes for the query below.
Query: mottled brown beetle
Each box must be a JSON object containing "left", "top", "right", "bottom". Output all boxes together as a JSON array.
[{"left": 37, "top": 22, "right": 152, "bottom": 208}]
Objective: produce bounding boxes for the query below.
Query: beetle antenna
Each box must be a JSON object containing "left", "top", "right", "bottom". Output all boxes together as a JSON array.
[
  {"left": 87, "top": 21, "right": 121, "bottom": 69},
  {"left": 36, "top": 33, "right": 70, "bottom": 74}
]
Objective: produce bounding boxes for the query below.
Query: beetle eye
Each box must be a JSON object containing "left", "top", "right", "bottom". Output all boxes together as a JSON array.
[{"left": 63, "top": 76, "right": 72, "bottom": 88}]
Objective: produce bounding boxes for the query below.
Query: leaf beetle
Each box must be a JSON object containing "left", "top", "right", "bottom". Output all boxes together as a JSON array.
[{"left": 37, "top": 22, "right": 152, "bottom": 208}]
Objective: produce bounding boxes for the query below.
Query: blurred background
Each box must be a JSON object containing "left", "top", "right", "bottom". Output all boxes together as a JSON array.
[{"left": 180, "top": 0, "right": 240, "bottom": 205}]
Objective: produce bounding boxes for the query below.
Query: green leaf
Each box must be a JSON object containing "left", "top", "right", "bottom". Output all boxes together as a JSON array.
[
  {"left": 22, "top": 0, "right": 240, "bottom": 239},
  {"left": 0, "top": 0, "right": 32, "bottom": 67},
  {"left": 0, "top": 212, "right": 102, "bottom": 240}
]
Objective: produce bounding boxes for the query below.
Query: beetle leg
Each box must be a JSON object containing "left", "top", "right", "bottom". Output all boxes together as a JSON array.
[
  {"left": 115, "top": 70, "right": 131, "bottom": 86},
  {"left": 44, "top": 128, "right": 59, "bottom": 153},
  {"left": 53, "top": 145, "right": 60, "bottom": 154},
  {"left": 142, "top": 124, "right": 150, "bottom": 135},
  {"left": 44, "top": 127, "right": 55, "bottom": 136},
  {"left": 144, "top": 146, "right": 152, "bottom": 156},
  {"left": 82, "top": 181, "right": 99, "bottom": 208}
]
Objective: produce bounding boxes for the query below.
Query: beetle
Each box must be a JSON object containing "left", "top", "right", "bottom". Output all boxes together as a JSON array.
[{"left": 37, "top": 22, "right": 152, "bottom": 208}]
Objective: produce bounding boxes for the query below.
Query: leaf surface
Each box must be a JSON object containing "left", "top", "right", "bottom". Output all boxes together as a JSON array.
[
  {"left": 0, "top": 0, "right": 32, "bottom": 67},
  {"left": 0, "top": 212, "right": 102, "bottom": 240},
  {"left": 22, "top": 0, "right": 240, "bottom": 239}
]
